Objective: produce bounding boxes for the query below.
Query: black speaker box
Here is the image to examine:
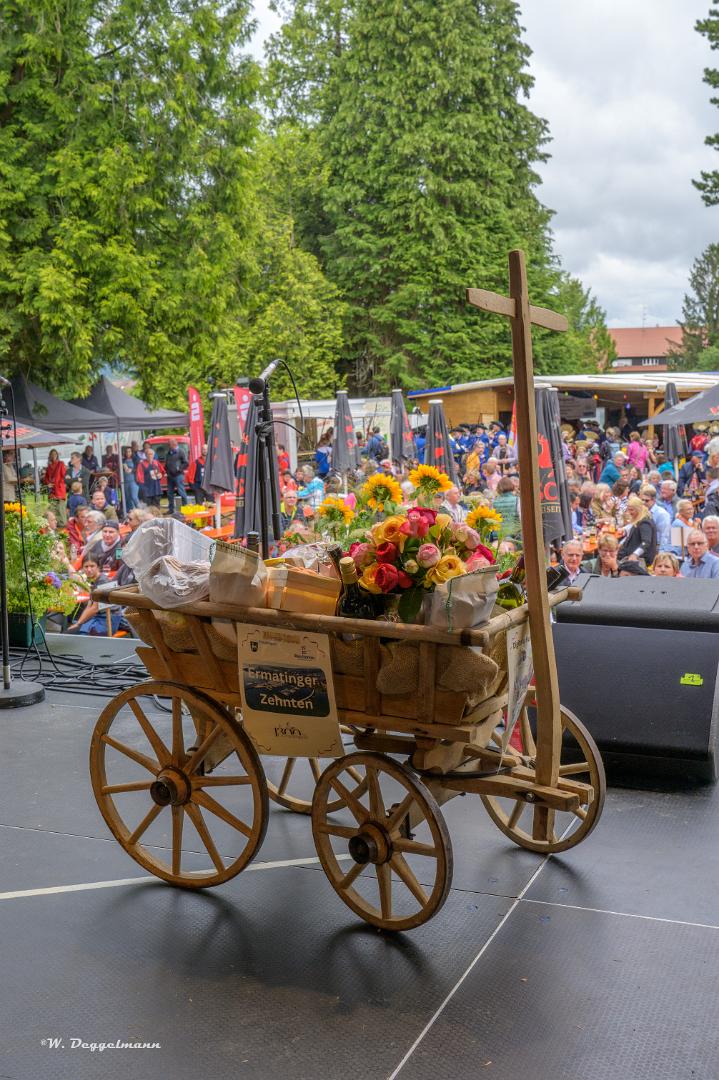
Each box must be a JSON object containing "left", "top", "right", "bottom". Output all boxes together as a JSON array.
[{"left": 553, "top": 576, "right": 719, "bottom": 782}]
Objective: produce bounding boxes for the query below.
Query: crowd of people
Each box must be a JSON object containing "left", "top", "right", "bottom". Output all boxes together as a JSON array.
[{"left": 4, "top": 410, "right": 719, "bottom": 639}]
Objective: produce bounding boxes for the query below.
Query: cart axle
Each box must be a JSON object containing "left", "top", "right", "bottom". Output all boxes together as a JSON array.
[{"left": 150, "top": 768, "right": 191, "bottom": 807}]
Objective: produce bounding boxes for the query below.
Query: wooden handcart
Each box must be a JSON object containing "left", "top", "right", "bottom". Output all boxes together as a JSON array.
[{"left": 89, "top": 251, "right": 605, "bottom": 931}]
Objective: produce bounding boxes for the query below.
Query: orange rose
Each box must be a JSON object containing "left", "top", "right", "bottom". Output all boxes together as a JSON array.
[{"left": 360, "top": 563, "right": 383, "bottom": 594}]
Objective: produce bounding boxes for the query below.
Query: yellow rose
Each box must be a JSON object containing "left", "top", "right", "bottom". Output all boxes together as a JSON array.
[
  {"left": 360, "top": 563, "right": 383, "bottom": 594},
  {"left": 372, "top": 515, "right": 407, "bottom": 550},
  {"left": 434, "top": 513, "right": 452, "bottom": 531},
  {"left": 424, "top": 554, "right": 466, "bottom": 588}
]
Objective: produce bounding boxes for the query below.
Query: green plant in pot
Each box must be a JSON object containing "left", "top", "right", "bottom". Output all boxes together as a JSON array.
[{"left": 3, "top": 503, "right": 78, "bottom": 644}]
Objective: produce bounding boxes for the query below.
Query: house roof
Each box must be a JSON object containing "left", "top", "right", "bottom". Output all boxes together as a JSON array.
[{"left": 609, "top": 326, "right": 683, "bottom": 359}]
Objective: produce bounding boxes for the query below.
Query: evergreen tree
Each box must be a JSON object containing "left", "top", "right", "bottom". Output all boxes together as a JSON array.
[
  {"left": 0, "top": 0, "right": 259, "bottom": 399},
  {"left": 672, "top": 243, "right": 719, "bottom": 370},
  {"left": 268, "top": 0, "right": 579, "bottom": 392},
  {"left": 545, "top": 274, "right": 615, "bottom": 373},
  {"left": 695, "top": 5, "right": 719, "bottom": 205}
]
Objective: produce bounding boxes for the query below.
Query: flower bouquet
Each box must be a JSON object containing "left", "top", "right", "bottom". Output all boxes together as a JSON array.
[{"left": 349, "top": 507, "right": 497, "bottom": 623}]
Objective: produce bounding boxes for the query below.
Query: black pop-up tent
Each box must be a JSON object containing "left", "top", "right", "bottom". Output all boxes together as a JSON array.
[
  {"left": 74, "top": 375, "right": 187, "bottom": 431},
  {"left": 640, "top": 380, "right": 719, "bottom": 429},
  {"left": 11, "top": 374, "right": 110, "bottom": 433}
]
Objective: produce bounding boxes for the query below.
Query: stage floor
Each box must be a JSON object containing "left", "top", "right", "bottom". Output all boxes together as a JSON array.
[{"left": 2, "top": 639, "right": 718, "bottom": 1079}]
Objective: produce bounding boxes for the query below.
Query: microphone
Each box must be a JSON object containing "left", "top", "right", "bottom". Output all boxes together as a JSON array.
[
  {"left": 0, "top": 376, "right": 10, "bottom": 387},
  {"left": 249, "top": 359, "right": 281, "bottom": 396}
]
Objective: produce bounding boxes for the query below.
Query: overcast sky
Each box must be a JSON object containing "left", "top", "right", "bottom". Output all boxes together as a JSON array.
[{"left": 249, "top": 1, "right": 718, "bottom": 328}]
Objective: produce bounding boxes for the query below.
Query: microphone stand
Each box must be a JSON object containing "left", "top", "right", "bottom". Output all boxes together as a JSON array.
[
  {"left": 0, "top": 384, "right": 44, "bottom": 707},
  {"left": 248, "top": 362, "right": 283, "bottom": 557}
]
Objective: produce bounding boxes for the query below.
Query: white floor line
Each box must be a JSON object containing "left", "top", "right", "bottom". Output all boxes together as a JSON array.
[
  {"left": 519, "top": 896, "right": 719, "bottom": 933},
  {"left": 386, "top": 850, "right": 556, "bottom": 1080},
  {"left": 0, "top": 853, "right": 350, "bottom": 902}
]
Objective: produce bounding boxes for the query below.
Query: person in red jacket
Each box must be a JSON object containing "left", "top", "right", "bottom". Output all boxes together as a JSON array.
[{"left": 44, "top": 448, "right": 68, "bottom": 524}]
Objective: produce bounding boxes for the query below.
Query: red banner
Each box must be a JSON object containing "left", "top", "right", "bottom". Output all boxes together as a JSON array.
[
  {"left": 188, "top": 387, "right": 205, "bottom": 462},
  {"left": 233, "top": 386, "right": 253, "bottom": 437}
]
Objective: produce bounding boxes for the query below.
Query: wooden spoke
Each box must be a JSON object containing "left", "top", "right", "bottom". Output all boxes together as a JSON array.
[
  {"left": 127, "top": 803, "right": 163, "bottom": 847},
  {"left": 507, "top": 801, "right": 525, "bottom": 830},
  {"left": 519, "top": 707, "right": 537, "bottom": 758},
  {"left": 171, "top": 698, "right": 185, "bottom": 766},
  {"left": 338, "top": 862, "right": 364, "bottom": 891},
  {"left": 101, "top": 734, "right": 159, "bottom": 775},
  {"left": 277, "top": 758, "right": 296, "bottom": 796},
  {"left": 312, "top": 752, "right": 452, "bottom": 931},
  {"left": 172, "top": 805, "right": 183, "bottom": 877},
  {"left": 390, "top": 853, "right": 429, "bottom": 907},
  {"left": 392, "top": 837, "right": 438, "bottom": 858},
  {"left": 329, "top": 777, "right": 369, "bottom": 825},
  {"left": 559, "top": 761, "right": 590, "bottom": 777},
  {"left": 573, "top": 804, "right": 588, "bottom": 821},
  {"left": 192, "top": 790, "right": 252, "bottom": 838},
  {"left": 191, "top": 775, "right": 251, "bottom": 788},
  {"left": 91, "top": 682, "right": 269, "bottom": 888},
  {"left": 129, "top": 700, "right": 171, "bottom": 766},
  {"left": 101, "top": 780, "right": 153, "bottom": 795},
  {"left": 184, "top": 802, "right": 225, "bottom": 873},
  {"left": 386, "top": 793, "right": 414, "bottom": 835},
  {"left": 309, "top": 759, "right": 322, "bottom": 782},
  {"left": 366, "top": 766, "right": 385, "bottom": 821},
  {"left": 315, "top": 822, "right": 358, "bottom": 840},
  {"left": 184, "top": 724, "right": 222, "bottom": 775},
  {"left": 377, "top": 863, "right": 392, "bottom": 920}
]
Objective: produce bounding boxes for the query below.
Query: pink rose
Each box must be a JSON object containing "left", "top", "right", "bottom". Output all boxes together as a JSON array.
[
  {"left": 465, "top": 553, "right": 492, "bottom": 571},
  {"left": 375, "top": 541, "right": 399, "bottom": 564},
  {"left": 417, "top": 543, "right": 441, "bottom": 568},
  {"left": 349, "top": 541, "right": 374, "bottom": 569},
  {"left": 374, "top": 563, "right": 399, "bottom": 593},
  {"left": 400, "top": 508, "right": 431, "bottom": 539},
  {"left": 453, "top": 524, "right": 482, "bottom": 551}
]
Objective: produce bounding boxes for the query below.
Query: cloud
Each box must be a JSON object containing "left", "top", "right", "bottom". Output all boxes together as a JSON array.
[{"left": 250, "top": 0, "right": 718, "bottom": 325}]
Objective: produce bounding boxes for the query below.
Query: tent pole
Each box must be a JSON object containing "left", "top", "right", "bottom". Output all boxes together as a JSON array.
[
  {"left": 215, "top": 494, "right": 222, "bottom": 530},
  {"left": 32, "top": 448, "right": 39, "bottom": 504},
  {"left": 116, "top": 425, "right": 125, "bottom": 518}
]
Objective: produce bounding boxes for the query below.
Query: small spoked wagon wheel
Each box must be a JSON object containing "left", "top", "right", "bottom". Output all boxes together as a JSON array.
[
  {"left": 482, "top": 705, "right": 605, "bottom": 854},
  {"left": 312, "top": 752, "right": 452, "bottom": 931},
  {"left": 267, "top": 728, "right": 368, "bottom": 815},
  {"left": 90, "top": 681, "right": 268, "bottom": 887}
]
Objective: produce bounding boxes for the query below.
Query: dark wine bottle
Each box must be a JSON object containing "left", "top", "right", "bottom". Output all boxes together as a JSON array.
[
  {"left": 546, "top": 564, "right": 570, "bottom": 591},
  {"left": 325, "top": 543, "right": 344, "bottom": 579},
  {"left": 337, "top": 557, "right": 376, "bottom": 621}
]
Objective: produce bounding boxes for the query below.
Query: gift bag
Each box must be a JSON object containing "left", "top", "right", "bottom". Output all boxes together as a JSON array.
[
  {"left": 423, "top": 567, "right": 498, "bottom": 632},
  {"left": 209, "top": 541, "right": 269, "bottom": 642}
]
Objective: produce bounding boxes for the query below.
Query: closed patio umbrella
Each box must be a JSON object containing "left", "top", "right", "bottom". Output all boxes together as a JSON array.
[
  {"left": 234, "top": 398, "right": 281, "bottom": 549},
  {"left": 661, "top": 382, "right": 687, "bottom": 465},
  {"left": 204, "top": 395, "right": 235, "bottom": 529},
  {"left": 332, "top": 391, "right": 358, "bottom": 477},
  {"left": 535, "top": 387, "right": 573, "bottom": 546},
  {"left": 425, "top": 400, "right": 458, "bottom": 483},
  {"left": 389, "top": 389, "right": 415, "bottom": 465}
]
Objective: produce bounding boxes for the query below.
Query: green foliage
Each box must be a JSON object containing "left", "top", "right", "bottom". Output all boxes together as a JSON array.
[
  {"left": 540, "top": 274, "right": 615, "bottom": 374},
  {"left": 0, "top": 0, "right": 260, "bottom": 398},
  {"left": 266, "top": 0, "right": 581, "bottom": 392},
  {"left": 671, "top": 243, "right": 719, "bottom": 370},
  {"left": 3, "top": 506, "right": 77, "bottom": 615},
  {"left": 695, "top": 5, "right": 719, "bottom": 204}
]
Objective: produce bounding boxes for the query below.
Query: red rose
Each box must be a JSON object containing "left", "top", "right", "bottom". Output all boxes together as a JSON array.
[
  {"left": 396, "top": 570, "right": 413, "bottom": 589},
  {"left": 374, "top": 563, "right": 399, "bottom": 593},
  {"left": 475, "top": 542, "right": 496, "bottom": 565},
  {"left": 416, "top": 508, "right": 437, "bottom": 527},
  {"left": 375, "top": 541, "right": 398, "bottom": 564}
]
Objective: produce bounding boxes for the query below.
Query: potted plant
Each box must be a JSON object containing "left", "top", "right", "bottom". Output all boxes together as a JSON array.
[{"left": 3, "top": 503, "right": 78, "bottom": 646}]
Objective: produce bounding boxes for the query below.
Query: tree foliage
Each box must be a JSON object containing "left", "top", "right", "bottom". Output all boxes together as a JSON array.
[
  {"left": 267, "top": 0, "right": 607, "bottom": 391},
  {"left": 0, "top": 0, "right": 260, "bottom": 399},
  {"left": 695, "top": 5, "right": 719, "bottom": 205},
  {"left": 672, "top": 243, "right": 719, "bottom": 370}
]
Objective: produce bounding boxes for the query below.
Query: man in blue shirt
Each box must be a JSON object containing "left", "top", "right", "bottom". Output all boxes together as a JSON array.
[
  {"left": 656, "top": 478, "right": 678, "bottom": 520},
  {"left": 640, "top": 484, "right": 671, "bottom": 552},
  {"left": 680, "top": 531, "right": 719, "bottom": 578}
]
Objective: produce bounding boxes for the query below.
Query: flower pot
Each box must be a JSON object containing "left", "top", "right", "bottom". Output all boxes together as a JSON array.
[{"left": 7, "top": 614, "right": 47, "bottom": 648}]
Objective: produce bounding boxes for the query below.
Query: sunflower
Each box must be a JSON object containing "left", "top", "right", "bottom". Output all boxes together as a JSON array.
[
  {"left": 317, "top": 495, "right": 355, "bottom": 526},
  {"left": 360, "top": 473, "right": 403, "bottom": 512},
  {"left": 3, "top": 502, "right": 27, "bottom": 516},
  {"left": 408, "top": 464, "right": 453, "bottom": 495},
  {"left": 466, "top": 504, "right": 503, "bottom": 531}
]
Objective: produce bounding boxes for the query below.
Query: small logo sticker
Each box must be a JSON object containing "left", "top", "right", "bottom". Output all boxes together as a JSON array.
[{"left": 680, "top": 673, "right": 704, "bottom": 687}]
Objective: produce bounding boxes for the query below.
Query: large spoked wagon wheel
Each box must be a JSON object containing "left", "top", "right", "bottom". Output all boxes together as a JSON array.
[
  {"left": 312, "top": 752, "right": 452, "bottom": 932},
  {"left": 90, "top": 681, "right": 268, "bottom": 887},
  {"left": 267, "top": 728, "right": 368, "bottom": 815},
  {"left": 482, "top": 704, "right": 605, "bottom": 854}
]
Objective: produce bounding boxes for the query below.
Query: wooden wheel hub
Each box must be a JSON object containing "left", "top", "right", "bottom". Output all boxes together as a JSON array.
[
  {"left": 348, "top": 822, "right": 390, "bottom": 866},
  {"left": 150, "top": 768, "right": 190, "bottom": 807}
]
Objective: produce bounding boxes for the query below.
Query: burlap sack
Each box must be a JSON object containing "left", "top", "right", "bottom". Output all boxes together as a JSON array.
[
  {"left": 375, "top": 641, "right": 499, "bottom": 703},
  {"left": 125, "top": 608, "right": 236, "bottom": 663},
  {"left": 330, "top": 637, "right": 365, "bottom": 677}
]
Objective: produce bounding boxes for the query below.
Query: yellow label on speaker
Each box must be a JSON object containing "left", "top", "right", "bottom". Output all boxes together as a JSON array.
[{"left": 680, "top": 673, "right": 704, "bottom": 686}]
